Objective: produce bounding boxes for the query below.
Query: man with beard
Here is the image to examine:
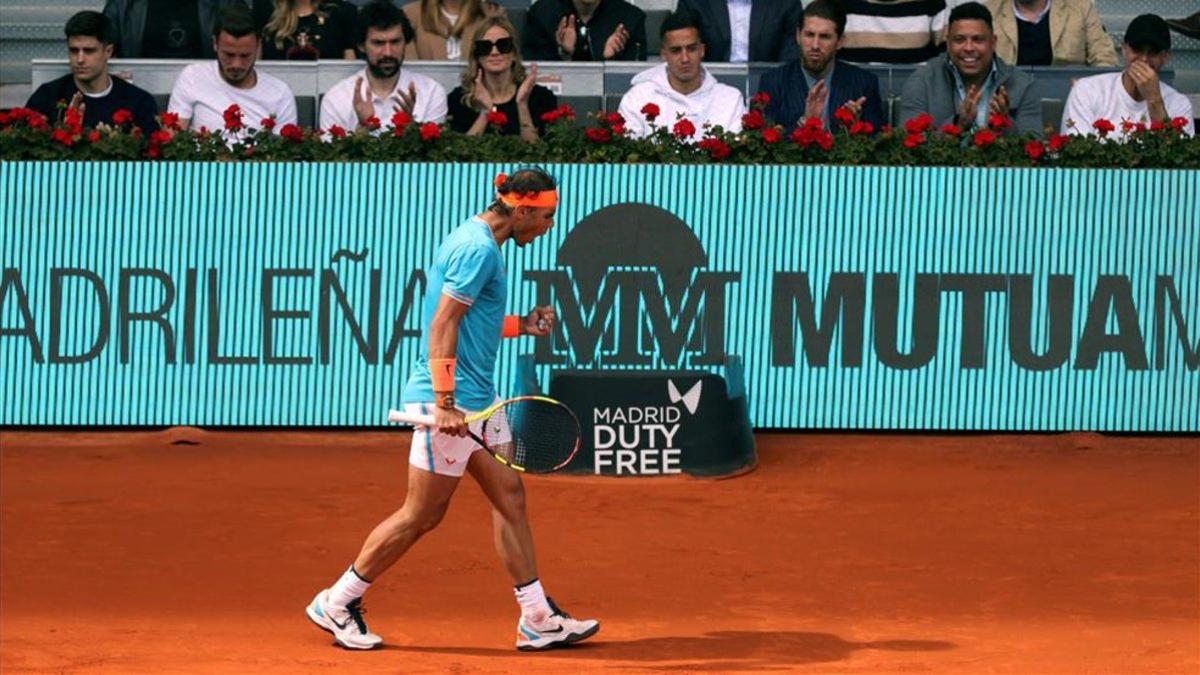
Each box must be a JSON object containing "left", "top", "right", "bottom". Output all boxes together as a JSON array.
[
  {"left": 900, "top": 2, "right": 1041, "bottom": 136},
  {"left": 167, "top": 4, "right": 297, "bottom": 133},
  {"left": 617, "top": 11, "right": 746, "bottom": 138},
  {"left": 26, "top": 11, "right": 159, "bottom": 131},
  {"left": 321, "top": 1, "right": 448, "bottom": 131},
  {"left": 754, "top": 0, "right": 883, "bottom": 131},
  {"left": 986, "top": 0, "right": 1117, "bottom": 66}
]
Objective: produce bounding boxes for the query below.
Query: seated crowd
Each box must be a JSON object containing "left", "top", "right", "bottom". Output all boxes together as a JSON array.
[{"left": 22, "top": 0, "right": 1198, "bottom": 144}]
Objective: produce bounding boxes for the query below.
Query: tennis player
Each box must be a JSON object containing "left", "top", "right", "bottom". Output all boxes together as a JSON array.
[{"left": 306, "top": 166, "right": 599, "bottom": 650}]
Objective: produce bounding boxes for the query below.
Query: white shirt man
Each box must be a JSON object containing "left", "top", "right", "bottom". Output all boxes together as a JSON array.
[
  {"left": 319, "top": 4, "right": 447, "bottom": 132},
  {"left": 1061, "top": 14, "right": 1194, "bottom": 140},
  {"left": 168, "top": 8, "right": 297, "bottom": 133},
  {"left": 617, "top": 17, "right": 746, "bottom": 138}
]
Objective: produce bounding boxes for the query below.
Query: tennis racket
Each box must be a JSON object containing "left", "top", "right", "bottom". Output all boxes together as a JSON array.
[{"left": 387, "top": 396, "right": 582, "bottom": 474}]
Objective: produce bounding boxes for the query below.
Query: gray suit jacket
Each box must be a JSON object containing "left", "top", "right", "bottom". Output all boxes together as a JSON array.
[{"left": 900, "top": 53, "right": 1042, "bottom": 137}]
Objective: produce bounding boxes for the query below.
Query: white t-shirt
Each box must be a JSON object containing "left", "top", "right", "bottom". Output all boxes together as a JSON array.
[
  {"left": 168, "top": 62, "right": 298, "bottom": 134},
  {"left": 1061, "top": 71, "right": 1195, "bottom": 141},
  {"left": 319, "top": 67, "right": 449, "bottom": 132}
]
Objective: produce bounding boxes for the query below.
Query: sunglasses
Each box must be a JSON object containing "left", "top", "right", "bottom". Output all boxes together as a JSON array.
[{"left": 474, "top": 37, "right": 515, "bottom": 58}]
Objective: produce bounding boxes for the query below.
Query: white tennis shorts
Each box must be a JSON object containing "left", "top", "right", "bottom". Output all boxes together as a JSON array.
[{"left": 406, "top": 398, "right": 511, "bottom": 477}]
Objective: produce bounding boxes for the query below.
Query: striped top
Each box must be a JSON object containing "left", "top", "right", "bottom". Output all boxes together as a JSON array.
[{"left": 838, "top": 0, "right": 949, "bottom": 64}]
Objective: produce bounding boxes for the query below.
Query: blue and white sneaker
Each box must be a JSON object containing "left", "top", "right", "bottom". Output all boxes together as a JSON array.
[
  {"left": 306, "top": 589, "right": 383, "bottom": 650},
  {"left": 515, "top": 597, "right": 600, "bottom": 651}
]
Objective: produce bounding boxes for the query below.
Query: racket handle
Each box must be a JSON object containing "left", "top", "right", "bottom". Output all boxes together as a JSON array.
[{"left": 387, "top": 408, "right": 436, "bottom": 426}]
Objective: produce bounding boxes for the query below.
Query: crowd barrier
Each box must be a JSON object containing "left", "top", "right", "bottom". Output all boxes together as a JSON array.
[
  {"left": 30, "top": 59, "right": 1174, "bottom": 131},
  {"left": 1, "top": 163, "right": 1196, "bottom": 430}
]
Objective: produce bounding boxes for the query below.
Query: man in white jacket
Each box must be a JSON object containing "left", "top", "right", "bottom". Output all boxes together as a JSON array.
[{"left": 618, "top": 11, "right": 746, "bottom": 139}]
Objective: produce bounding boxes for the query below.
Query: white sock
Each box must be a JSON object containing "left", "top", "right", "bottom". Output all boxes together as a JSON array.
[
  {"left": 328, "top": 566, "right": 371, "bottom": 609},
  {"left": 514, "top": 578, "right": 553, "bottom": 623}
]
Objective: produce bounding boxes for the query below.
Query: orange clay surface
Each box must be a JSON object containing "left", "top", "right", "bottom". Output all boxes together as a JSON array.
[{"left": 1, "top": 430, "right": 1197, "bottom": 674}]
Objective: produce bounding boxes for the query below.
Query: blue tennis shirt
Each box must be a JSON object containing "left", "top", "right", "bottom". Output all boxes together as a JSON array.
[{"left": 403, "top": 216, "right": 507, "bottom": 410}]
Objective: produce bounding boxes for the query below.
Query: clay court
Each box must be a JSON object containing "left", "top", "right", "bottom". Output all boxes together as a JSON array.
[{"left": 1, "top": 430, "right": 1197, "bottom": 673}]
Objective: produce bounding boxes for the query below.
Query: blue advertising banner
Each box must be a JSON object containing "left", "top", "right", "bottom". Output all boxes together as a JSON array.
[{"left": 1, "top": 163, "right": 1196, "bottom": 430}]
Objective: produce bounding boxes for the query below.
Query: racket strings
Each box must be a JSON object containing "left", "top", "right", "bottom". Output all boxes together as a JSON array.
[{"left": 481, "top": 400, "right": 580, "bottom": 473}]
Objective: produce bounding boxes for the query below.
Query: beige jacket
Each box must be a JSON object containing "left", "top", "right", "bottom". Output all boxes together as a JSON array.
[
  {"left": 401, "top": 1, "right": 507, "bottom": 61},
  {"left": 987, "top": 0, "right": 1118, "bottom": 67}
]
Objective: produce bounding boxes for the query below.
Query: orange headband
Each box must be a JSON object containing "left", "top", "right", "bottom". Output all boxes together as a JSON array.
[{"left": 494, "top": 173, "right": 558, "bottom": 208}]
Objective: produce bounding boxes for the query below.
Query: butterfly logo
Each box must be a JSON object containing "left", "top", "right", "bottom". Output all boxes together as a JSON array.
[{"left": 667, "top": 379, "right": 702, "bottom": 415}]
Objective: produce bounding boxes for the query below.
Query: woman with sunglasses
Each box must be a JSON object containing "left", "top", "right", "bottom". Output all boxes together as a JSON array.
[
  {"left": 401, "top": 0, "right": 505, "bottom": 60},
  {"left": 447, "top": 17, "right": 558, "bottom": 142}
]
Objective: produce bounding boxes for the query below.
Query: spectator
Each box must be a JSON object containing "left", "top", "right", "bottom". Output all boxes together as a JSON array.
[
  {"left": 1061, "top": 14, "right": 1194, "bottom": 140},
  {"left": 617, "top": 11, "right": 746, "bottom": 138},
  {"left": 756, "top": 0, "right": 883, "bottom": 130},
  {"left": 253, "top": 0, "right": 358, "bottom": 60},
  {"left": 900, "top": 2, "right": 1040, "bottom": 136},
  {"left": 168, "top": 4, "right": 298, "bottom": 132},
  {"left": 524, "top": 0, "right": 647, "bottom": 61},
  {"left": 674, "top": 0, "right": 802, "bottom": 62},
  {"left": 401, "top": 0, "right": 507, "bottom": 60},
  {"left": 26, "top": 11, "right": 159, "bottom": 132},
  {"left": 103, "top": 0, "right": 237, "bottom": 58},
  {"left": 986, "top": 0, "right": 1117, "bottom": 66},
  {"left": 320, "top": 1, "right": 448, "bottom": 131},
  {"left": 838, "top": 0, "right": 949, "bottom": 64},
  {"left": 447, "top": 17, "right": 558, "bottom": 141}
]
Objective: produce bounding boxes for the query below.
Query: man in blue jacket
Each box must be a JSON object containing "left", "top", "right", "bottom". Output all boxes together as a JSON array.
[{"left": 754, "top": 0, "right": 883, "bottom": 131}]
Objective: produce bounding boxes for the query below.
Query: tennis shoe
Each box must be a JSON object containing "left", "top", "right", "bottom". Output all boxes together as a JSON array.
[
  {"left": 306, "top": 589, "right": 383, "bottom": 650},
  {"left": 515, "top": 597, "right": 599, "bottom": 650}
]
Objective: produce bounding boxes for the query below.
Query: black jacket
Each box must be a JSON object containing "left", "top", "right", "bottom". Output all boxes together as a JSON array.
[
  {"left": 523, "top": 0, "right": 648, "bottom": 61},
  {"left": 675, "top": 0, "right": 802, "bottom": 62}
]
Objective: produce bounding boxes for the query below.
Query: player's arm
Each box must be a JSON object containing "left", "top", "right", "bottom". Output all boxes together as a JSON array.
[{"left": 428, "top": 293, "right": 471, "bottom": 437}]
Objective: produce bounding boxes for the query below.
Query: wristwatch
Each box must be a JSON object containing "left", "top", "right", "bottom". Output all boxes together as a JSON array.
[{"left": 435, "top": 393, "right": 456, "bottom": 409}]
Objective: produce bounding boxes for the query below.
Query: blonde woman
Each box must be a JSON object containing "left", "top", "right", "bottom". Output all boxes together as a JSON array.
[
  {"left": 401, "top": 0, "right": 506, "bottom": 60},
  {"left": 447, "top": 17, "right": 558, "bottom": 142},
  {"left": 253, "top": 0, "right": 357, "bottom": 60}
]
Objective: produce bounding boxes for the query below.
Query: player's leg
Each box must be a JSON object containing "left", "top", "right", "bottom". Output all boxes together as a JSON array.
[{"left": 467, "top": 452, "right": 600, "bottom": 650}]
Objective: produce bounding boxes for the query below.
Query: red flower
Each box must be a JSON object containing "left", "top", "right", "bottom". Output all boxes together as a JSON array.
[
  {"left": 280, "top": 123, "right": 303, "bottom": 142},
  {"left": 391, "top": 109, "right": 413, "bottom": 130},
  {"left": 1048, "top": 134, "right": 1069, "bottom": 152},
  {"left": 611, "top": 121, "right": 626, "bottom": 136},
  {"left": 940, "top": 123, "right": 962, "bottom": 137},
  {"left": 419, "top": 122, "right": 440, "bottom": 141},
  {"left": 29, "top": 112, "right": 50, "bottom": 131},
  {"left": 146, "top": 145, "right": 161, "bottom": 159},
  {"left": 364, "top": 116, "right": 381, "bottom": 131},
  {"left": 555, "top": 104, "right": 575, "bottom": 120},
  {"left": 849, "top": 120, "right": 874, "bottom": 136},
  {"left": 540, "top": 109, "right": 561, "bottom": 124},
  {"left": 1171, "top": 116, "right": 1189, "bottom": 132},
  {"left": 640, "top": 103, "right": 660, "bottom": 122},
  {"left": 51, "top": 128, "right": 75, "bottom": 147},
  {"left": 802, "top": 116, "right": 824, "bottom": 132},
  {"left": 987, "top": 112, "right": 1012, "bottom": 131},
  {"left": 63, "top": 107, "right": 83, "bottom": 134},
  {"left": 833, "top": 106, "right": 854, "bottom": 127},
  {"left": 903, "top": 133, "right": 925, "bottom": 149},
  {"left": 584, "top": 127, "right": 612, "bottom": 143},
  {"left": 1092, "top": 118, "right": 1115, "bottom": 137},
  {"left": 160, "top": 112, "right": 180, "bottom": 130},
  {"left": 816, "top": 129, "right": 833, "bottom": 151},
  {"left": 742, "top": 109, "right": 765, "bottom": 130},
  {"left": 112, "top": 108, "right": 134, "bottom": 126},
  {"left": 87, "top": 130, "right": 101, "bottom": 143},
  {"left": 905, "top": 112, "right": 934, "bottom": 135},
  {"left": 751, "top": 91, "right": 770, "bottom": 108},
  {"left": 602, "top": 111, "right": 621, "bottom": 128},
  {"left": 223, "top": 104, "right": 244, "bottom": 132},
  {"left": 328, "top": 125, "right": 347, "bottom": 138},
  {"left": 1025, "top": 140, "right": 1045, "bottom": 161},
  {"left": 973, "top": 128, "right": 997, "bottom": 148},
  {"left": 1150, "top": 120, "right": 1166, "bottom": 132},
  {"left": 149, "top": 129, "right": 172, "bottom": 146},
  {"left": 697, "top": 137, "right": 731, "bottom": 160},
  {"left": 0, "top": 111, "right": 10, "bottom": 127},
  {"left": 1120, "top": 119, "right": 1135, "bottom": 134},
  {"left": 260, "top": 116, "right": 276, "bottom": 131},
  {"left": 672, "top": 118, "right": 696, "bottom": 139},
  {"left": 761, "top": 127, "right": 781, "bottom": 144}
]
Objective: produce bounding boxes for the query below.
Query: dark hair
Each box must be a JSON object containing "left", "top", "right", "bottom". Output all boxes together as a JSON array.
[
  {"left": 357, "top": 1, "right": 415, "bottom": 46},
  {"left": 64, "top": 10, "right": 113, "bottom": 44},
  {"left": 797, "top": 0, "right": 846, "bottom": 37},
  {"left": 212, "top": 4, "right": 258, "bottom": 39},
  {"left": 489, "top": 166, "right": 558, "bottom": 215},
  {"left": 948, "top": 2, "right": 993, "bottom": 33},
  {"left": 659, "top": 10, "right": 702, "bottom": 39}
]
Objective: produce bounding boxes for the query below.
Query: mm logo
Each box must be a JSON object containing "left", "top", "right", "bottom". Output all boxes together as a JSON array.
[{"left": 525, "top": 203, "right": 739, "bottom": 367}]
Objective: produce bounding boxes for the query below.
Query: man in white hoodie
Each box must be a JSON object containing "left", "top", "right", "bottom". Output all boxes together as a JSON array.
[{"left": 618, "top": 11, "right": 746, "bottom": 139}]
